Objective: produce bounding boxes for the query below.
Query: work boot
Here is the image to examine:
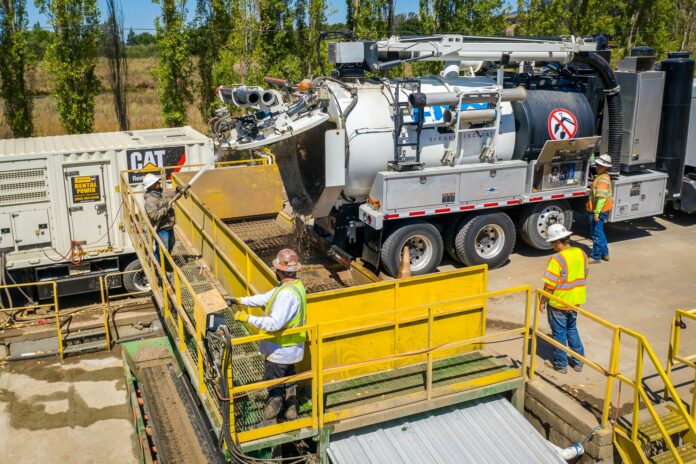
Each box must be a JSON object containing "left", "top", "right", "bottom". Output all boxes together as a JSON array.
[
  {"left": 257, "top": 396, "right": 283, "bottom": 427},
  {"left": 284, "top": 386, "right": 298, "bottom": 421}
]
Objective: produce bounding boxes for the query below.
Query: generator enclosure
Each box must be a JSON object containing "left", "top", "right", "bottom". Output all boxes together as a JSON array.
[
  {"left": 609, "top": 170, "right": 668, "bottom": 222},
  {"left": 0, "top": 127, "right": 214, "bottom": 294}
]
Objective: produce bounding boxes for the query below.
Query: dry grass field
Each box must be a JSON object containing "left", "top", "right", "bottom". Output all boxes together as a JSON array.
[{"left": 0, "top": 57, "right": 208, "bottom": 139}]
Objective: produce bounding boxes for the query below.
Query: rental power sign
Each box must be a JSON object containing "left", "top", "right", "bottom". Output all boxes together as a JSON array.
[{"left": 127, "top": 146, "right": 187, "bottom": 184}]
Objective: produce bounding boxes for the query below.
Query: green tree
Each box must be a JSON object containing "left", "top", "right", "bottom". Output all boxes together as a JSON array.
[
  {"left": 39, "top": 0, "right": 101, "bottom": 134},
  {"left": 153, "top": 0, "right": 193, "bottom": 127},
  {"left": 0, "top": 0, "right": 33, "bottom": 137},
  {"left": 192, "top": 0, "right": 232, "bottom": 120},
  {"left": 346, "top": 0, "right": 390, "bottom": 38}
]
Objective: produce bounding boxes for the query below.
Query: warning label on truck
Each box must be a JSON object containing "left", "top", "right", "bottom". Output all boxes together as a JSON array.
[
  {"left": 127, "top": 146, "right": 187, "bottom": 184},
  {"left": 548, "top": 108, "right": 578, "bottom": 140},
  {"left": 71, "top": 175, "right": 101, "bottom": 203}
]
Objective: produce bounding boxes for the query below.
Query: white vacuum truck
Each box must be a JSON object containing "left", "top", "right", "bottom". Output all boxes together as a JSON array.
[{"left": 212, "top": 35, "right": 694, "bottom": 276}]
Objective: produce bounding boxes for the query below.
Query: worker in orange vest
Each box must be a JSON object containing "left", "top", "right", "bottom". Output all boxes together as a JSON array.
[
  {"left": 541, "top": 224, "right": 588, "bottom": 374},
  {"left": 586, "top": 154, "right": 613, "bottom": 263}
]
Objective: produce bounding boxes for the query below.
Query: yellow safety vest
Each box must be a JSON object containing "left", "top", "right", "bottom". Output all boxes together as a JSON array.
[
  {"left": 587, "top": 173, "right": 613, "bottom": 213},
  {"left": 264, "top": 280, "right": 307, "bottom": 347},
  {"left": 543, "top": 247, "right": 588, "bottom": 310}
]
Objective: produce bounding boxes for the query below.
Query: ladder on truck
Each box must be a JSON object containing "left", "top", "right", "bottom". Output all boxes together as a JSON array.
[{"left": 390, "top": 78, "right": 424, "bottom": 171}]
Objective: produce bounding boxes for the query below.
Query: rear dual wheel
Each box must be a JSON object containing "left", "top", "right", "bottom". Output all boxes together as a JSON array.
[
  {"left": 448, "top": 212, "right": 516, "bottom": 269},
  {"left": 519, "top": 200, "right": 573, "bottom": 250}
]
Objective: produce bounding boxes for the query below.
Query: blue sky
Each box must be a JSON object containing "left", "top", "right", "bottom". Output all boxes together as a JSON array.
[{"left": 27, "top": 0, "right": 422, "bottom": 31}]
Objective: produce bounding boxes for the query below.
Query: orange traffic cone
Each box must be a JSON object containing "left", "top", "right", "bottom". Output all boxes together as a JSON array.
[{"left": 396, "top": 244, "right": 411, "bottom": 279}]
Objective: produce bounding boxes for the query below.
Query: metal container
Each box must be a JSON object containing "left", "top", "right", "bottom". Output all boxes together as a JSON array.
[
  {"left": 0, "top": 127, "right": 214, "bottom": 287},
  {"left": 601, "top": 70, "right": 665, "bottom": 172},
  {"left": 684, "top": 79, "right": 696, "bottom": 170},
  {"left": 609, "top": 170, "right": 668, "bottom": 222}
]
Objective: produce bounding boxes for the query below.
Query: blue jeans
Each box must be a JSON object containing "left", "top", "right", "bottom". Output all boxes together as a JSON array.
[
  {"left": 547, "top": 306, "right": 584, "bottom": 369},
  {"left": 154, "top": 228, "right": 175, "bottom": 264},
  {"left": 589, "top": 212, "right": 609, "bottom": 260}
]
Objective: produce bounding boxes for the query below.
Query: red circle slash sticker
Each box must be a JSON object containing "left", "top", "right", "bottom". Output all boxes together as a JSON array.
[{"left": 548, "top": 108, "right": 578, "bottom": 140}]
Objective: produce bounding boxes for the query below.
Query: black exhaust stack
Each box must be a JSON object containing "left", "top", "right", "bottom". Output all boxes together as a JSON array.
[{"left": 656, "top": 51, "right": 695, "bottom": 200}]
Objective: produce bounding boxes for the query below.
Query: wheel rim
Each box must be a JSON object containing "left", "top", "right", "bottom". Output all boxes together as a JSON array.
[
  {"left": 536, "top": 205, "right": 565, "bottom": 239},
  {"left": 404, "top": 234, "right": 434, "bottom": 272},
  {"left": 132, "top": 269, "right": 151, "bottom": 292},
  {"left": 475, "top": 224, "right": 505, "bottom": 259}
]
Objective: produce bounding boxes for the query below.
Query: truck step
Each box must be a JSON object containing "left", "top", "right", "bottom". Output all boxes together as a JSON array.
[{"left": 650, "top": 442, "right": 696, "bottom": 464}]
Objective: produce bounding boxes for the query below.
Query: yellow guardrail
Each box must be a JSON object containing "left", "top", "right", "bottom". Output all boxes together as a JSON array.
[
  {"left": 531, "top": 289, "right": 696, "bottom": 463},
  {"left": 230, "top": 285, "right": 532, "bottom": 443},
  {"left": 0, "top": 281, "right": 61, "bottom": 357},
  {"left": 98, "top": 269, "right": 153, "bottom": 350},
  {"left": 666, "top": 308, "right": 696, "bottom": 418}
]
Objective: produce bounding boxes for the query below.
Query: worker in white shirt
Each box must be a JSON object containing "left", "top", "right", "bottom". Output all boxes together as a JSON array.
[{"left": 228, "top": 248, "right": 307, "bottom": 426}]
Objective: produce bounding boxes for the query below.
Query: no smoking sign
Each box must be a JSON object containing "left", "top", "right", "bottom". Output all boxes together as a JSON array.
[{"left": 547, "top": 108, "right": 578, "bottom": 140}]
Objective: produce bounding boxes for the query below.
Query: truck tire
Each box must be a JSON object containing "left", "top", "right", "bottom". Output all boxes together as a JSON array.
[
  {"left": 454, "top": 212, "right": 516, "bottom": 268},
  {"left": 443, "top": 216, "right": 463, "bottom": 263},
  {"left": 122, "top": 259, "right": 151, "bottom": 293},
  {"left": 380, "top": 221, "right": 444, "bottom": 277},
  {"left": 519, "top": 200, "right": 573, "bottom": 250}
]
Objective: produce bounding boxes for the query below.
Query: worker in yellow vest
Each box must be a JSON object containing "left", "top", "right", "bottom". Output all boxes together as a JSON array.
[
  {"left": 228, "top": 248, "right": 307, "bottom": 426},
  {"left": 587, "top": 154, "right": 613, "bottom": 263},
  {"left": 541, "top": 224, "right": 588, "bottom": 374}
]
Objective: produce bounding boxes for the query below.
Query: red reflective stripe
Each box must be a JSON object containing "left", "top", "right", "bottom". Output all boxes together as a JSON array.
[
  {"left": 384, "top": 214, "right": 399, "bottom": 219},
  {"left": 435, "top": 208, "right": 451, "bottom": 214},
  {"left": 484, "top": 202, "right": 498, "bottom": 208},
  {"left": 551, "top": 194, "right": 565, "bottom": 199},
  {"left": 507, "top": 200, "right": 521, "bottom": 205},
  {"left": 409, "top": 211, "right": 426, "bottom": 217},
  {"left": 460, "top": 205, "right": 475, "bottom": 211},
  {"left": 572, "top": 191, "right": 586, "bottom": 197},
  {"left": 530, "top": 196, "right": 543, "bottom": 202}
]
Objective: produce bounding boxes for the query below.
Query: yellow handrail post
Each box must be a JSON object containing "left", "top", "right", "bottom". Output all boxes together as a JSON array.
[
  {"left": 426, "top": 307, "right": 433, "bottom": 400},
  {"left": 529, "top": 292, "right": 542, "bottom": 381},
  {"left": 175, "top": 271, "right": 186, "bottom": 352},
  {"left": 310, "top": 325, "right": 319, "bottom": 431},
  {"left": 194, "top": 300, "right": 207, "bottom": 394},
  {"left": 317, "top": 325, "right": 325, "bottom": 429},
  {"left": 99, "top": 276, "right": 111, "bottom": 350},
  {"left": 601, "top": 328, "right": 620, "bottom": 427},
  {"left": 520, "top": 287, "right": 532, "bottom": 379},
  {"left": 52, "top": 282, "right": 63, "bottom": 360},
  {"left": 631, "top": 343, "right": 643, "bottom": 443}
]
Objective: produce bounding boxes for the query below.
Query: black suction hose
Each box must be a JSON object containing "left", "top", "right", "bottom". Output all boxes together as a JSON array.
[{"left": 574, "top": 51, "right": 623, "bottom": 176}]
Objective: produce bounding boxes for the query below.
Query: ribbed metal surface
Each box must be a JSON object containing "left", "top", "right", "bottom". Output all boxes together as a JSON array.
[
  {"left": 0, "top": 126, "right": 207, "bottom": 157},
  {"left": 327, "top": 396, "right": 565, "bottom": 464}
]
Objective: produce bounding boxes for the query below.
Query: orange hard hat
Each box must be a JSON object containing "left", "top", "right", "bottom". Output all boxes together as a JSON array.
[{"left": 272, "top": 248, "right": 302, "bottom": 272}]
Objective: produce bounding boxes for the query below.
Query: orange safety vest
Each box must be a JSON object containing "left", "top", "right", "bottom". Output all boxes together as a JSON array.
[{"left": 586, "top": 173, "right": 613, "bottom": 213}]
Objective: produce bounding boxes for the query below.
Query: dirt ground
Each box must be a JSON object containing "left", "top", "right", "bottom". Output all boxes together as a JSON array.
[
  {"left": 461, "top": 211, "right": 696, "bottom": 418},
  {"left": 0, "top": 347, "right": 138, "bottom": 463}
]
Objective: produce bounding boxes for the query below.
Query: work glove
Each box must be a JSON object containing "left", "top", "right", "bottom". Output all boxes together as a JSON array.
[
  {"left": 226, "top": 297, "right": 239, "bottom": 306},
  {"left": 234, "top": 310, "right": 249, "bottom": 322},
  {"left": 175, "top": 186, "right": 183, "bottom": 194}
]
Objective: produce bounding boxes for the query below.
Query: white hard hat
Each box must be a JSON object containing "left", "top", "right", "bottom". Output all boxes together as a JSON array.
[
  {"left": 546, "top": 223, "right": 573, "bottom": 243},
  {"left": 142, "top": 173, "right": 161, "bottom": 189},
  {"left": 594, "top": 154, "right": 612, "bottom": 168}
]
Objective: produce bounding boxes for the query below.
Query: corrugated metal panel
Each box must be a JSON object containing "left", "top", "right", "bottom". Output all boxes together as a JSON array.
[
  {"left": 327, "top": 396, "right": 565, "bottom": 464},
  {"left": 0, "top": 126, "right": 208, "bottom": 157}
]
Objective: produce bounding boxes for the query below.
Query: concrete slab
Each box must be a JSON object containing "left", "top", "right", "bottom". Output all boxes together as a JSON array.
[{"left": 0, "top": 347, "right": 138, "bottom": 463}]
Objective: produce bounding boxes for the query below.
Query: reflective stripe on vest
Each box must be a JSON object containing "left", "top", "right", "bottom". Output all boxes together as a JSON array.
[
  {"left": 264, "top": 280, "right": 307, "bottom": 347},
  {"left": 548, "top": 248, "right": 587, "bottom": 310},
  {"left": 587, "top": 173, "right": 613, "bottom": 213}
]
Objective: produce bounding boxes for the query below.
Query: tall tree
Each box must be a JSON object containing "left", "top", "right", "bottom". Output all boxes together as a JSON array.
[
  {"left": 0, "top": 0, "right": 33, "bottom": 137},
  {"left": 39, "top": 0, "right": 101, "bottom": 134},
  {"left": 346, "top": 0, "right": 390, "bottom": 38},
  {"left": 153, "top": 0, "right": 193, "bottom": 127},
  {"left": 193, "top": 0, "right": 232, "bottom": 121},
  {"left": 104, "top": 0, "right": 129, "bottom": 130}
]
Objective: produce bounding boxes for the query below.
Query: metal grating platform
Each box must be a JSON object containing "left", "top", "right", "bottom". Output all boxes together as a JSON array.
[{"left": 324, "top": 351, "right": 515, "bottom": 413}]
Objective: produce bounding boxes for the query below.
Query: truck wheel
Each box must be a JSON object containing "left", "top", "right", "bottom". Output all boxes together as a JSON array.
[
  {"left": 454, "top": 212, "right": 516, "bottom": 268},
  {"left": 443, "top": 217, "right": 463, "bottom": 263},
  {"left": 519, "top": 200, "right": 573, "bottom": 250},
  {"left": 380, "top": 221, "right": 444, "bottom": 277},
  {"left": 123, "top": 260, "right": 151, "bottom": 293}
]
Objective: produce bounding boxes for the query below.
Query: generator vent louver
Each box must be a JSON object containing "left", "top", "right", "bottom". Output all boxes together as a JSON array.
[{"left": 0, "top": 169, "right": 48, "bottom": 206}]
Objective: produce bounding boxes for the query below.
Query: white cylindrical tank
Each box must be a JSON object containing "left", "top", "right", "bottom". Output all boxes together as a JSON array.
[{"left": 326, "top": 76, "right": 516, "bottom": 199}]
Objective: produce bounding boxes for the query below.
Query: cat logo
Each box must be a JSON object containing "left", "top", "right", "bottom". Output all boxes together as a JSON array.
[{"left": 127, "top": 146, "right": 187, "bottom": 183}]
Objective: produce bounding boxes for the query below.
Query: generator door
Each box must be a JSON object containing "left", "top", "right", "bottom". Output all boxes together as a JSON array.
[{"left": 63, "top": 163, "right": 112, "bottom": 251}]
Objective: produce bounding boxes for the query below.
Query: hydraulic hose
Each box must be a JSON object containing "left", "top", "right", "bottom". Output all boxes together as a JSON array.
[{"left": 573, "top": 52, "right": 622, "bottom": 176}]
